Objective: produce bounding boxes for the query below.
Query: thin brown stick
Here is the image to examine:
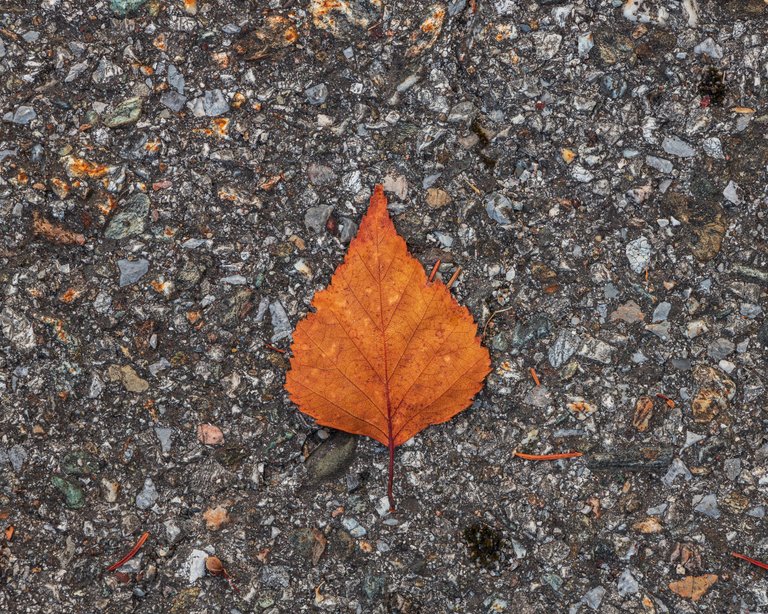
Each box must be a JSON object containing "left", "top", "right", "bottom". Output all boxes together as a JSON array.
[
  {"left": 107, "top": 531, "right": 150, "bottom": 572},
  {"left": 446, "top": 267, "right": 462, "bottom": 289},
  {"left": 428, "top": 259, "right": 441, "bottom": 283},
  {"left": 514, "top": 451, "right": 582, "bottom": 461},
  {"left": 529, "top": 367, "right": 540, "bottom": 387}
]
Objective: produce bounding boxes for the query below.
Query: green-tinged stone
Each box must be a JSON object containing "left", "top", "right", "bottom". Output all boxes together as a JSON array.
[
  {"left": 104, "top": 97, "right": 143, "bottom": 128},
  {"left": 51, "top": 475, "right": 85, "bottom": 509},
  {"left": 110, "top": 0, "right": 147, "bottom": 16},
  {"left": 304, "top": 432, "right": 357, "bottom": 481},
  {"left": 105, "top": 193, "right": 149, "bottom": 240}
]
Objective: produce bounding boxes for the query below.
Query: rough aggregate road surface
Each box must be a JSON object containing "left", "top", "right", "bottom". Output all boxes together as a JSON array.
[{"left": 1, "top": 0, "right": 767, "bottom": 612}]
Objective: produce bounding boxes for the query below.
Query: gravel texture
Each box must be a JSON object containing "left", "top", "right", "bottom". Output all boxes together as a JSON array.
[{"left": 1, "top": 0, "right": 767, "bottom": 612}]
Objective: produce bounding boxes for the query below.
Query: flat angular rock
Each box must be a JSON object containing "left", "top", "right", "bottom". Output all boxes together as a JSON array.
[
  {"left": 118, "top": 259, "right": 149, "bottom": 286},
  {"left": 105, "top": 193, "right": 150, "bottom": 239}
]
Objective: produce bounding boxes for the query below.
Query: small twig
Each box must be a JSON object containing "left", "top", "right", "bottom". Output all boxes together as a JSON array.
[
  {"left": 481, "top": 305, "right": 515, "bottom": 337},
  {"left": 464, "top": 178, "right": 482, "bottom": 195},
  {"left": 514, "top": 451, "right": 582, "bottom": 461},
  {"left": 107, "top": 531, "right": 150, "bottom": 572},
  {"left": 264, "top": 343, "right": 286, "bottom": 354},
  {"left": 446, "top": 267, "right": 462, "bottom": 289},
  {"left": 732, "top": 552, "right": 768, "bottom": 571},
  {"left": 428, "top": 259, "right": 441, "bottom": 283},
  {"left": 529, "top": 367, "right": 540, "bottom": 387}
]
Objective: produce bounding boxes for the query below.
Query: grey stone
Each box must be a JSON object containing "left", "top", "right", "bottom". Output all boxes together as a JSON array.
[
  {"left": 485, "top": 192, "right": 516, "bottom": 225},
  {"left": 626, "top": 236, "right": 652, "bottom": 273},
  {"left": 617, "top": 569, "right": 639, "bottom": 597},
  {"left": 740, "top": 303, "right": 762, "bottom": 318},
  {"left": 221, "top": 275, "right": 247, "bottom": 285},
  {"left": 583, "top": 586, "right": 606, "bottom": 610},
  {"left": 261, "top": 565, "right": 290, "bottom": 588},
  {"left": 723, "top": 180, "right": 742, "bottom": 205},
  {"left": 662, "top": 135, "right": 696, "bottom": 157},
  {"left": 118, "top": 259, "right": 149, "bottom": 287},
  {"left": 693, "top": 493, "right": 720, "bottom": 519},
  {"left": 182, "top": 549, "right": 208, "bottom": 583},
  {"left": 154, "top": 427, "right": 174, "bottom": 453},
  {"left": 662, "top": 458, "right": 692, "bottom": 488},
  {"left": 92, "top": 57, "right": 122, "bottom": 83},
  {"left": 135, "top": 478, "right": 158, "bottom": 509},
  {"left": 703, "top": 137, "right": 725, "bottom": 159},
  {"left": 694, "top": 37, "right": 723, "bottom": 59},
  {"left": 578, "top": 336, "right": 615, "bottom": 364},
  {"left": 305, "top": 83, "right": 328, "bottom": 105},
  {"left": 645, "top": 155, "right": 674, "bottom": 173},
  {"left": 652, "top": 301, "right": 672, "bottom": 322},
  {"left": 6, "top": 106, "right": 36, "bottom": 125},
  {"left": 203, "top": 89, "right": 229, "bottom": 116},
  {"left": 339, "top": 217, "right": 357, "bottom": 243},
  {"left": 269, "top": 301, "right": 291, "bottom": 343},
  {"left": 603, "top": 282, "right": 620, "bottom": 299},
  {"left": 341, "top": 517, "right": 367, "bottom": 538},
  {"left": 8, "top": 445, "right": 27, "bottom": 473},
  {"left": 523, "top": 385, "right": 552, "bottom": 408},
  {"left": 0, "top": 307, "right": 36, "bottom": 351},
  {"left": 548, "top": 329, "right": 580, "bottom": 368},
  {"left": 65, "top": 61, "right": 89, "bottom": 83},
  {"left": 105, "top": 193, "right": 150, "bottom": 239},
  {"left": 167, "top": 64, "right": 185, "bottom": 93},
  {"left": 571, "top": 165, "right": 594, "bottom": 183},
  {"left": 160, "top": 91, "right": 187, "bottom": 113},
  {"left": 304, "top": 205, "right": 333, "bottom": 233},
  {"left": 723, "top": 458, "right": 741, "bottom": 481},
  {"left": 707, "top": 338, "right": 735, "bottom": 361}
]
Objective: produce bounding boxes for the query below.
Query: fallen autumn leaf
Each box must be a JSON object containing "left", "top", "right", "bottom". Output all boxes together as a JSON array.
[{"left": 286, "top": 184, "right": 490, "bottom": 509}]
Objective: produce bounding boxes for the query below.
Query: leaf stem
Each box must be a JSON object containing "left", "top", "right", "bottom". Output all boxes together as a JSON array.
[{"left": 388, "top": 438, "right": 395, "bottom": 512}]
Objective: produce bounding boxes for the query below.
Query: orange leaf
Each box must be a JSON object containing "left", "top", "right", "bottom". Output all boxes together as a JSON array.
[
  {"left": 286, "top": 184, "right": 490, "bottom": 509},
  {"left": 668, "top": 574, "right": 717, "bottom": 601}
]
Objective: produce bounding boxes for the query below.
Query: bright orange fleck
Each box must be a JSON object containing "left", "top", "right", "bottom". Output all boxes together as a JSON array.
[
  {"left": 212, "top": 117, "right": 229, "bottom": 137},
  {"left": 67, "top": 157, "right": 110, "bottom": 179},
  {"left": 153, "top": 33, "right": 166, "bottom": 51},
  {"left": 60, "top": 288, "right": 81, "bottom": 304},
  {"left": 96, "top": 194, "right": 117, "bottom": 216}
]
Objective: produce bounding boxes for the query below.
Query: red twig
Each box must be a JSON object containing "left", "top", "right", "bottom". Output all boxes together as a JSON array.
[
  {"left": 446, "top": 266, "right": 462, "bottom": 289},
  {"left": 107, "top": 531, "right": 150, "bottom": 572},
  {"left": 428, "top": 259, "right": 441, "bottom": 283},
  {"left": 732, "top": 552, "right": 768, "bottom": 571},
  {"left": 514, "top": 451, "right": 582, "bottom": 461},
  {"left": 264, "top": 343, "right": 286, "bottom": 354},
  {"left": 529, "top": 367, "right": 541, "bottom": 387}
]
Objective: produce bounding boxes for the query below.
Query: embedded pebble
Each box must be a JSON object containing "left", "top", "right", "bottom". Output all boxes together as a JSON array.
[
  {"left": 117, "top": 259, "right": 149, "bottom": 287},
  {"left": 135, "top": 478, "right": 159, "bottom": 509}
]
